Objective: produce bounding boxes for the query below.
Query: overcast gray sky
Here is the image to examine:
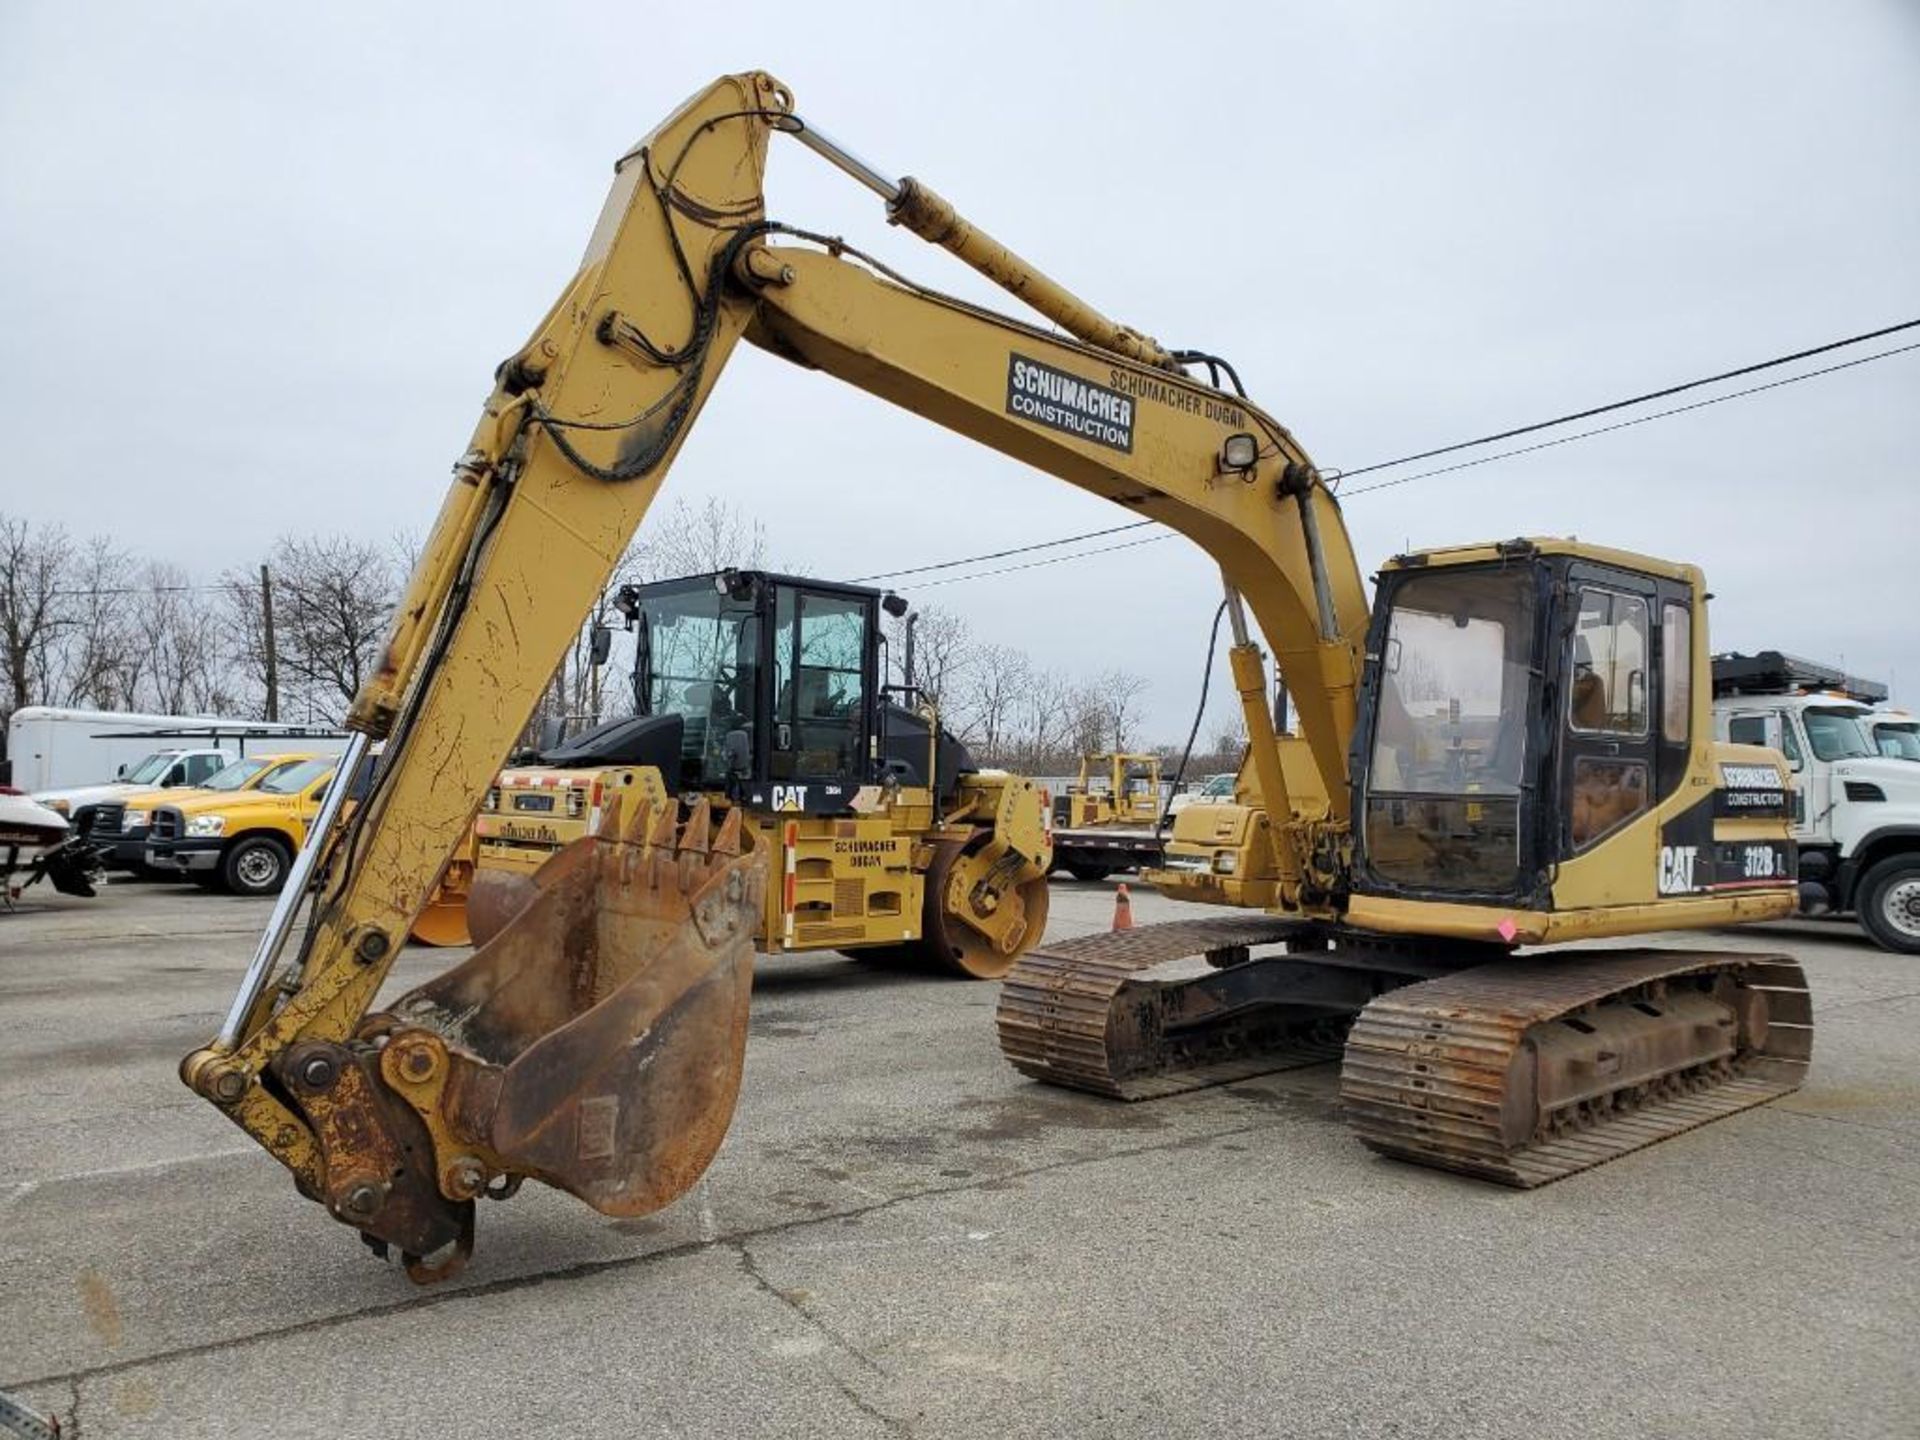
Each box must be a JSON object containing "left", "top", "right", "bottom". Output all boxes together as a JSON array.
[{"left": 3, "top": 2, "right": 1916, "bottom": 737}]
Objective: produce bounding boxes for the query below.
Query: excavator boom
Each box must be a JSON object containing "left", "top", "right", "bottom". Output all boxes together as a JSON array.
[{"left": 181, "top": 71, "right": 1370, "bottom": 1273}]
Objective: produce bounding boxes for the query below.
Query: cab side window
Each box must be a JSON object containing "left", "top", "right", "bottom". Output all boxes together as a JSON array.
[
  {"left": 308, "top": 768, "right": 347, "bottom": 804},
  {"left": 1568, "top": 589, "right": 1649, "bottom": 735},
  {"left": 1564, "top": 585, "right": 1652, "bottom": 852},
  {"left": 1660, "top": 604, "right": 1690, "bottom": 744},
  {"left": 1729, "top": 713, "right": 1801, "bottom": 771}
]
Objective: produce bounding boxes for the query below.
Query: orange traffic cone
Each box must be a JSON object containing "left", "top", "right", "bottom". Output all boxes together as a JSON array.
[{"left": 1111, "top": 882, "right": 1134, "bottom": 932}]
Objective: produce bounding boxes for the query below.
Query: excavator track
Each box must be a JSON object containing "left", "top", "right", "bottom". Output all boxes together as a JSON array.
[
  {"left": 995, "top": 917, "right": 1443, "bottom": 1100},
  {"left": 1340, "top": 949, "right": 1812, "bottom": 1187}
]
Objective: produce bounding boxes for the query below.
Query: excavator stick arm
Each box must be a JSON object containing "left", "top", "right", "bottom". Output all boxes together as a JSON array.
[{"left": 182, "top": 75, "right": 786, "bottom": 1260}]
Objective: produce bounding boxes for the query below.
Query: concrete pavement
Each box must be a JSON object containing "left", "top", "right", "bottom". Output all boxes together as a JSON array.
[{"left": 3, "top": 878, "right": 1914, "bottom": 1438}]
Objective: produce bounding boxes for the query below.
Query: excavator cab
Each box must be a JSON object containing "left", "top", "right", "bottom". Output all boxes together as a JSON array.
[{"left": 1351, "top": 539, "right": 1720, "bottom": 919}]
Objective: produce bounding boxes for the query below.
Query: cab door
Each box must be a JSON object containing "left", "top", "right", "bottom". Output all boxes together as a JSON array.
[
  {"left": 1557, "top": 572, "right": 1659, "bottom": 863},
  {"left": 768, "top": 587, "right": 872, "bottom": 808}
]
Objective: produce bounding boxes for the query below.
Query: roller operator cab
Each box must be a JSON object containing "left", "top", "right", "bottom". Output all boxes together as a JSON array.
[{"left": 624, "top": 569, "right": 973, "bottom": 812}]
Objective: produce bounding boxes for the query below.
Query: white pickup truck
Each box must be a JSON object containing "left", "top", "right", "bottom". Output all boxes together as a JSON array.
[
  {"left": 33, "top": 747, "right": 234, "bottom": 819},
  {"left": 1712, "top": 651, "right": 1920, "bottom": 953}
]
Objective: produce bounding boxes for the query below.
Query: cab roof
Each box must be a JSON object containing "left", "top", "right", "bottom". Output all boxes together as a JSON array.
[{"left": 1381, "top": 536, "right": 1702, "bottom": 586}]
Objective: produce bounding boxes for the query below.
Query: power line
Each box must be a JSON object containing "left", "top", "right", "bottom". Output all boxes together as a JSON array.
[
  {"left": 874, "top": 318, "right": 1920, "bottom": 590},
  {"left": 27, "top": 319, "right": 1920, "bottom": 605},
  {"left": 1333, "top": 316, "right": 1920, "bottom": 481},
  {"left": 1343, "top": 340, "right": 1920, "bottom": 496},
  {"left": 910, "top": 533, "right": 1172, "bottom": 588},
  {"left": 853, "top": 519, "right": 1154, "bottom": 584}
]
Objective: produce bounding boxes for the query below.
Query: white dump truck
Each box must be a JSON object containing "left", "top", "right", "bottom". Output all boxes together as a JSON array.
[{"left": 1712, "top": 651, "right": 1920, "bottom": 953}]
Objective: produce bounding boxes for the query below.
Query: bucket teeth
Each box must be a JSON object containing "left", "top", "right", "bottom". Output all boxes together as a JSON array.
[
  {"left": 679, "top": 798, "right": 713, "bottom": 871},
  {"left": 683, "top": 806, "right": 721, "bottom": 898},
  {"left": 647, "top": 801, "right": 678, "bottom": 851},
  {"left": 598, "top": 793, "right": 626, "bottom": 839},
  {"left": 712, "top": 806, "right": 743, "bottom": 858}
]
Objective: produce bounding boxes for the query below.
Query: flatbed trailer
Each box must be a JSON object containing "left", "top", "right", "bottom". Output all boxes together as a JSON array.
[{"left": 1049, "top": 824, "right": 1165, "bottom": 881}]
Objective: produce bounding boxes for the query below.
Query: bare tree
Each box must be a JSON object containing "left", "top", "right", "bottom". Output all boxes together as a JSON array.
[
  {"left": 885, "top": 603, "right": 973, "bottom": 722},
  {"left": 1199, "top": 701, "right": 1250, "bottom": 770},
  {"left": 1064, "top": 682, "right": 1109, "bottom": 760},
  {"left": 1086, "top": 669, "right": 1150, "bottom": 752},
  {"left": 136, "top": 562, "right": 233, "bottom": 714},
  {"left": 0, "top": 515, "right": 71, "bottom": 727},
  {"left": 45, "top": 535, "right": 137, "bottom": 710},
  {"left": 1008, "top": 667, "right": 1082, "bottom": 777},
  {"left": 630, "top": 497, "right": 768, "bottom": 584},
  {"left": 522, "top": 498, "right": 770, "bottom": 745},
  {"left": 269, "top": 535, "right": 399, "bottom": 722},
  {"left": 958, "top": 641, "right": 1029, "bottom": 764}
]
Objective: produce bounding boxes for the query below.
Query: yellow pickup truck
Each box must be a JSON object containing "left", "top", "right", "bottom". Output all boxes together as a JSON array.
[
  {"left": 142, "top": 753, "right": 470, "bottom": 947},
  {"left": 80, "top": 751, "right": 327, "bottom": 875},
  {"left": 144, "top": 756, "right": 353, "bottom": 895}
]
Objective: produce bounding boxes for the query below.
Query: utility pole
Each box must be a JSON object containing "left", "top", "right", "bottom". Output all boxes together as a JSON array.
[{"left": 260, "top": 563, "right": 279, "bottom": 721}]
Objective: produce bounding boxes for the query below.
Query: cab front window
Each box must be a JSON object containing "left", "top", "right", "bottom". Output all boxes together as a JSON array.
[
  {"left": 1364, "top": 567, "right": 1537, "bottom": 893},
  {"left": 260, "top": 759, "right": 333, "bottom": 795},
  {"left": 638, "top": 583, "right": 761, "bottom": 786},
  {"left": 122, "top": 752, "right": 174, "bottom": 785},
  {"left": 1804, "top": 707, "right": 1872, "bottom": 762},
  {"left": 1876, "top": 723, "right": 1920, "bottom": 761}
]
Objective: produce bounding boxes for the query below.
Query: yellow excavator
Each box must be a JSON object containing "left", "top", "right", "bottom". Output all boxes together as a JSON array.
[
  {"left": 1050, "top": 751, "right": 1169, "bottom": 880},
  {"left": 1056, "top": 753, "right": 1164, "bottom": 829},
  {"left": 182, "top": 71, "right": 1808, "bottom": 1280}
]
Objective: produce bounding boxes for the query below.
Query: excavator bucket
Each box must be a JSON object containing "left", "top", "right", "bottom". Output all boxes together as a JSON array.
[
  {"left": 337, "top": 799, "right": 764, "bottom": 1272},
  {"left": 409, "top": 876, "right": 473, "bottom": 947}
]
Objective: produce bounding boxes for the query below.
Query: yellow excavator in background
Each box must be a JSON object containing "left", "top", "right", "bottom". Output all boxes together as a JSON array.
[
  {"left": 1056, "top": 752, "right": 1164, "bottom": 829},
  {"left": 182, "top": 72, "right": 1808, "bottom": 1281},
  {"left": 1050, "top": 751, "right": 1170, "bottom": 880}
]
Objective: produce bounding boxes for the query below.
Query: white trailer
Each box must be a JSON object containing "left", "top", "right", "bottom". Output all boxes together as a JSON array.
[{"left": 3, "top": 707, "right": 347, "bottom": 791}]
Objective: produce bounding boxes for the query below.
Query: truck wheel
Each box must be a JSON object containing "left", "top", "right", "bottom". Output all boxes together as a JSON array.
[
  {"left": 1857, "top": 855, "right": 1920, "bottom": 955},
  {"left": 221, "top": 836, "right": 292, "bottom": 897},
  {"left": 1064, "top": 864, "right": 1113, "bottom": 883}
]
